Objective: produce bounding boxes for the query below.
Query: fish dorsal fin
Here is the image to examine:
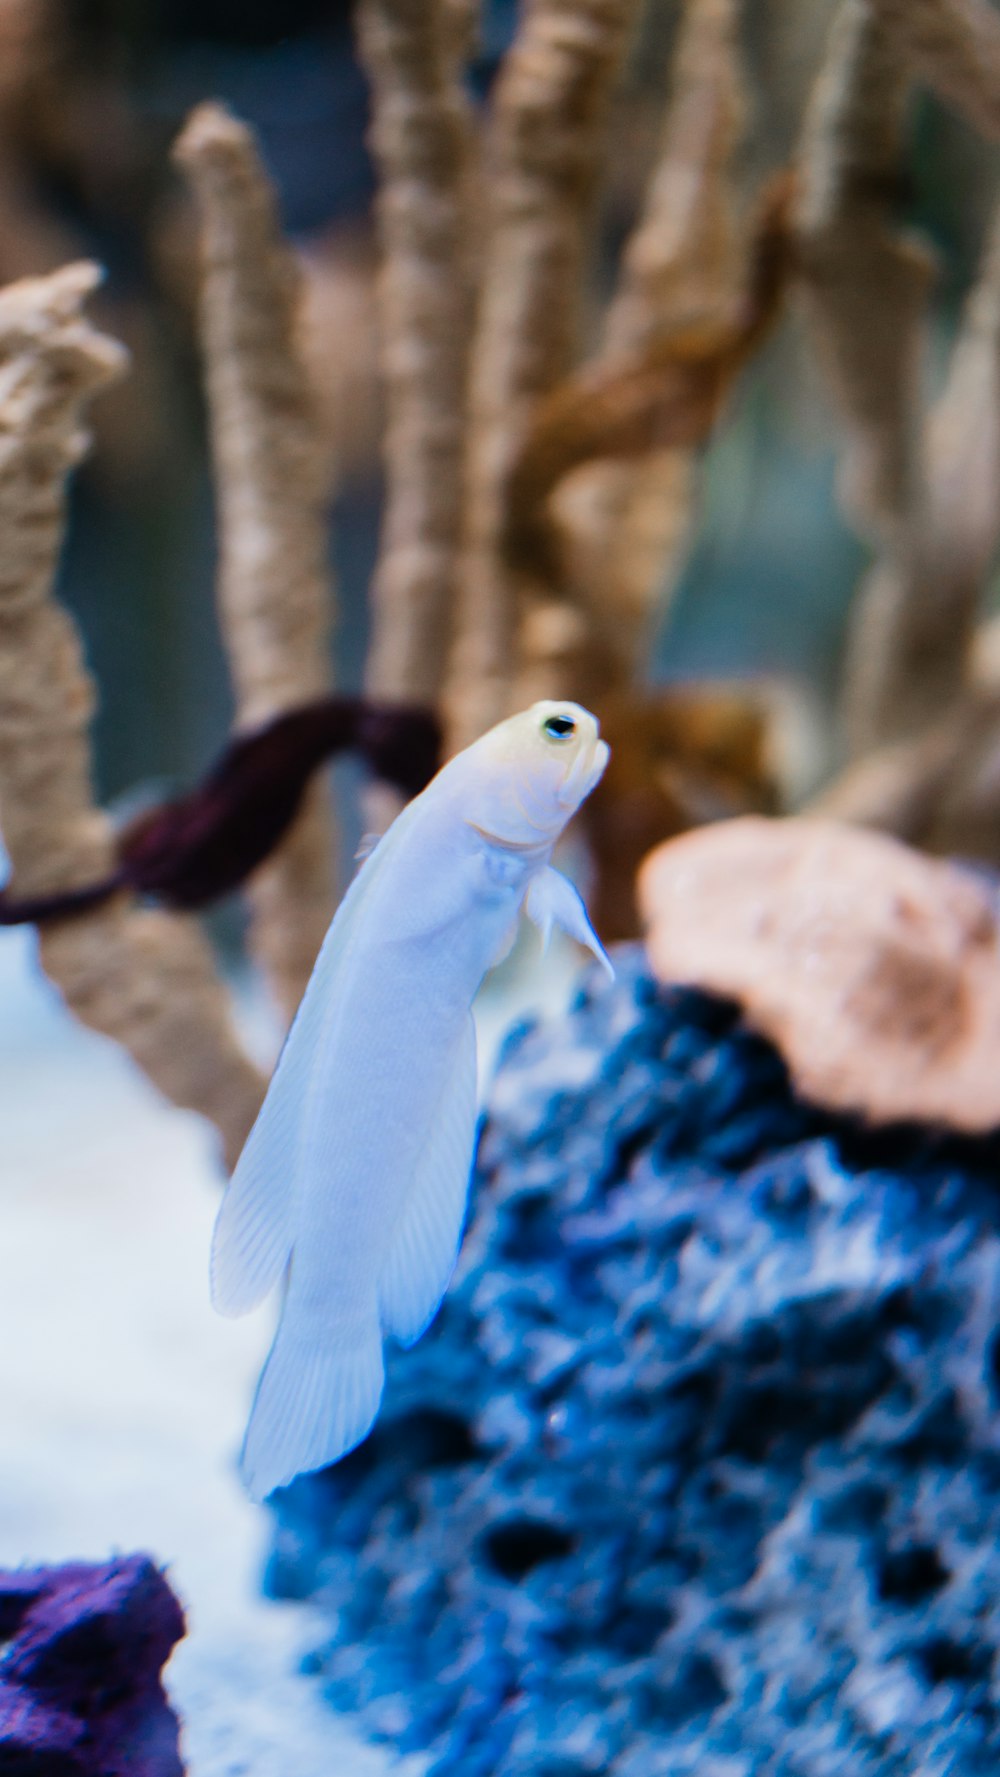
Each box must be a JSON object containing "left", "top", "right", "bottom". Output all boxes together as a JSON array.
[
  {"left": 378, "top": 1012, "right": 479, "bottom": 1347},
  {"left": 211, "top": 799, "right": 423, "bottom": 1318},
  {"left": 524, "top": 865, "right": 613, "bottom": 977}
]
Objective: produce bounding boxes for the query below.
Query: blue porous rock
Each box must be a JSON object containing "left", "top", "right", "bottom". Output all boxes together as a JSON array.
[
  {"left": 267, "top": 947, "right": 1000, "bottom": 1776},
  {"left": 0, "top": 1554, "right": 186, "bottom": 1775}
]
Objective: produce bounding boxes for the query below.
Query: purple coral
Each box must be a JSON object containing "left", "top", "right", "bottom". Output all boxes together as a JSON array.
[{"left": 0, "top": 1554, "right": 186, "bottom": 1776}]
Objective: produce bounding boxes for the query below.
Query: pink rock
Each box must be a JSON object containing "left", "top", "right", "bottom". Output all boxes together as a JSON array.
[{"left": 639, "top": 815, "right": 1000, "bottom": 1131}]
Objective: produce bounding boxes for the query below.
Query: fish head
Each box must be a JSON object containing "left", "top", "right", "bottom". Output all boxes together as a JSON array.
[{"left": 465, "top": 701, "right": 609, "bottom": 848}]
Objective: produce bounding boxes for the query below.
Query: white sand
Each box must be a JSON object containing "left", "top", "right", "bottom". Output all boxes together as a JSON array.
[
  {"left": 0, "top": 920, "right": 582, "bottom": 1773},
  {"left": 0, "top": 926, "right": 411, "bottom": 1775}
]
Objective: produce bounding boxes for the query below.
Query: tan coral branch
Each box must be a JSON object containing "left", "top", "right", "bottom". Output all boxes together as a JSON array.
[
  {"left": 871, "top": 0, "right": 1000, "bottom": 144},
  {"left": 554, "top": 0, "right": 747, "bottom": 678},
  {"left": 799, "top": 11, "right": 1000, "bottom": 764},
  {"left": 445, "top": 0, "right": 641, "bottom": 747},
  {"left": 793, "top": 0, "right": 938, "bottom": 756},
  {"left": 174, "top": 104, "right": 337, "bottom": 1025},
  {"left": 503, "top": 171, "right": 795, "bottom": 604},
  {"left": 356, "top": 0, "right": 475, "bottom": 713},
  {"left": 810, "top": 202, "right": 1000, "bottom": 852},
  {"left": 795, "top": 0, "right": 929, "bottom": 548},
  {"left": 0, "top": 263, "right": 264, "bottom": 1170},
  {"left": 916, "top": 198, "right": 1000, "bottom": 671}
]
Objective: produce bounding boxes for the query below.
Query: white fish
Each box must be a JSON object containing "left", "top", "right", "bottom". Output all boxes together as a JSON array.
[{"left": 212, "top": 701, "right": 611, "bottom": 1499}]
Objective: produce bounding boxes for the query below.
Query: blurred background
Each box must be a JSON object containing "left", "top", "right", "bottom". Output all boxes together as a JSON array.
[{"left": 3, "top": 0, "right": 997, "bottom": 812}]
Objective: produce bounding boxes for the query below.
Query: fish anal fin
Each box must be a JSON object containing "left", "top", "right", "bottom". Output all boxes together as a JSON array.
[
  {"left": 379, "top": 1015, "right": 479, "bottom": 1348},
  {"left": 525, "top": 866, "right": 613, "bottom": 977}
]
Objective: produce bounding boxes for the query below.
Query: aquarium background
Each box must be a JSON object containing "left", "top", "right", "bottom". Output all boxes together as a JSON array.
[
  {"left": 5, "top": 0, "right": 995, "bottom": 801},
  {"left": 4, "top": 1, "right": 1000, "bottom": 1773}
]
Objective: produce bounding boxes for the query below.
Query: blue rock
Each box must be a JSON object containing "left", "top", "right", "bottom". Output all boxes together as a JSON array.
[{"left": 267, "top": 948, "right": 1000, "bottom": 1773}]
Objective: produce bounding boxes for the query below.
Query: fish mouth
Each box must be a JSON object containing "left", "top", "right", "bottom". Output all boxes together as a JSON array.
[{"left": 557, "top": 734, "right": 609, "bottom": 809}]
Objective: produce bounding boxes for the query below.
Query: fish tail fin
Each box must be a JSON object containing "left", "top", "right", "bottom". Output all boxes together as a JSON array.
[{"left": 239, "top": 1303, "right": 385, "bottom": 1501}]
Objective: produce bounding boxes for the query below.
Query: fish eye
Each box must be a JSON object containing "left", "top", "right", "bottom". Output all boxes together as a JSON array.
[{"left": 541, "top": 713, "right": 576, "bottom": 742}]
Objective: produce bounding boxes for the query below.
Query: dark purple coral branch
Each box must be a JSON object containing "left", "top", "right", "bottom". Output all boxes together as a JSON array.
[
  {"left": 0, "top": 1554, "right": 186, "bottom": 1776},
  {"left": 0, "top": 696, "right": 441, "bottom": 925}
]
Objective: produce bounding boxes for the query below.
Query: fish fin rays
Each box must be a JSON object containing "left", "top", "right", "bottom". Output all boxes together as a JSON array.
[
  {"left": 210, "top": 1043, "right": 317, "bottom": 1315},
  {"left": 211, "top": 972, "right": 328, "bottom": 1317},
  {"left": 379, "top": 1014, "right": 479, "bottom": 1348},
  {"left": 240, "top": 1307, "right": 384, "bottom": 1501},
  {"left": 525, "top": 865, "right": 613, "bottom": 977},
  {"left": 210, "top": 1152, "right": 293, "bottom": 1318}
]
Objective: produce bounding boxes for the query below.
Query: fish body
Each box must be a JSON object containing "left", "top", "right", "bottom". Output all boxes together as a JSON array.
[{"left": 212, "top": 702, "right": 611, "bottom": 1499}]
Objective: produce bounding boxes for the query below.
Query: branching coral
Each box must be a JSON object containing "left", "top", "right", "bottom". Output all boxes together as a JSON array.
[
  {"left": 503, "top": 170, "right": 795, "bottom": 639},
  {"left": 446, "top": 0, "right": 642, "bottom": 746},
  {"left": 175, "top": 103, "right": 337, "bottom": 1023},
  {"left": 0, "top": 263, "right": 264, "bottom": 1168},
  {"left": 797, "top": 0, "right": 1000, "bottom": 768},
  {"left": 356, "top": 0, "right": 474, "bottom": 714},
  {"left": 443, "top": 0, "right": 794, "bottom": 935},
  {"left": 539, "top": 0, "right": 749, "bottom": 684},
  {"left": 0, "top": 0, "right": 77, "bottom": 282},
  {"left": 809, "top": 191, "right": 1000, "bottom": 844},
  {"left": 870, "top": 0, "right": 1000, "bottom": 144},
  {"left": 794, "top": 0, "right": 939, "bottom": 757}
]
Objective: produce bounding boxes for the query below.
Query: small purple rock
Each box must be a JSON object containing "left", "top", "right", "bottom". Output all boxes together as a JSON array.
[{"left": 0, "top": 1554, "right": 186, "bottom": 1776}]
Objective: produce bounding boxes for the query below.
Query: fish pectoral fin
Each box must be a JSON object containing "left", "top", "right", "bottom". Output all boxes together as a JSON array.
[
  {"left": 525, "top": 866, "right": 613, "bottom": 977},
  {"left": 240, "top": 1302, "right": 384, "bottom": 1500},
  {"left": 379, "top": 1014, "right": 479, "bottom": 1348}
]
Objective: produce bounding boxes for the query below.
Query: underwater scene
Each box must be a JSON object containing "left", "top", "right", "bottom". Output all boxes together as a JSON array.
[{"left": 4, "top": 0, "right": 1000, "bottom": 1772}]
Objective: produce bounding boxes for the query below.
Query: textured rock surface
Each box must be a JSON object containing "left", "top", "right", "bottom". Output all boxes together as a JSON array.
[
  {"left": 639, "top": 816, "right": 1000, "bottom": 1131},
  {"left": 268, "top": 947, "right": 1000, "bottom": 1777},
  {"left": 0, "top": 1554, "right": 186, "bottom": 1776}
]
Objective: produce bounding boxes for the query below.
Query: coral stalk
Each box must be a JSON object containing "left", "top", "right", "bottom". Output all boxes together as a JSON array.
[
  {"left": 503, "top": 172, "right": 794, "bottom": 613},
  {"left": 802, "top": 191, "right": 1000, "bottom": 853},
  {"left": 355, "top": 0, "right": 474, "bottom": 713},
  {"left": 870, "top": 0, "right": 1000, "bottom": 144},
  {"left": 562, "top": 0, "right": 747, "bottom": 679},
  {"left": 446, "top": 0, "right": 641, "bottom": 746},
  {"left": 794, "top": 0, "right": 937, "bottom": 755},
  {"left": 0, "top": 263, "right": 264, "bottom": 1169},
  {"left": 175, "top": 104, "right": 337, "bottom": 1024},
  {"left": 795, "top": 0, "right": 928, "bottom": 550}
]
